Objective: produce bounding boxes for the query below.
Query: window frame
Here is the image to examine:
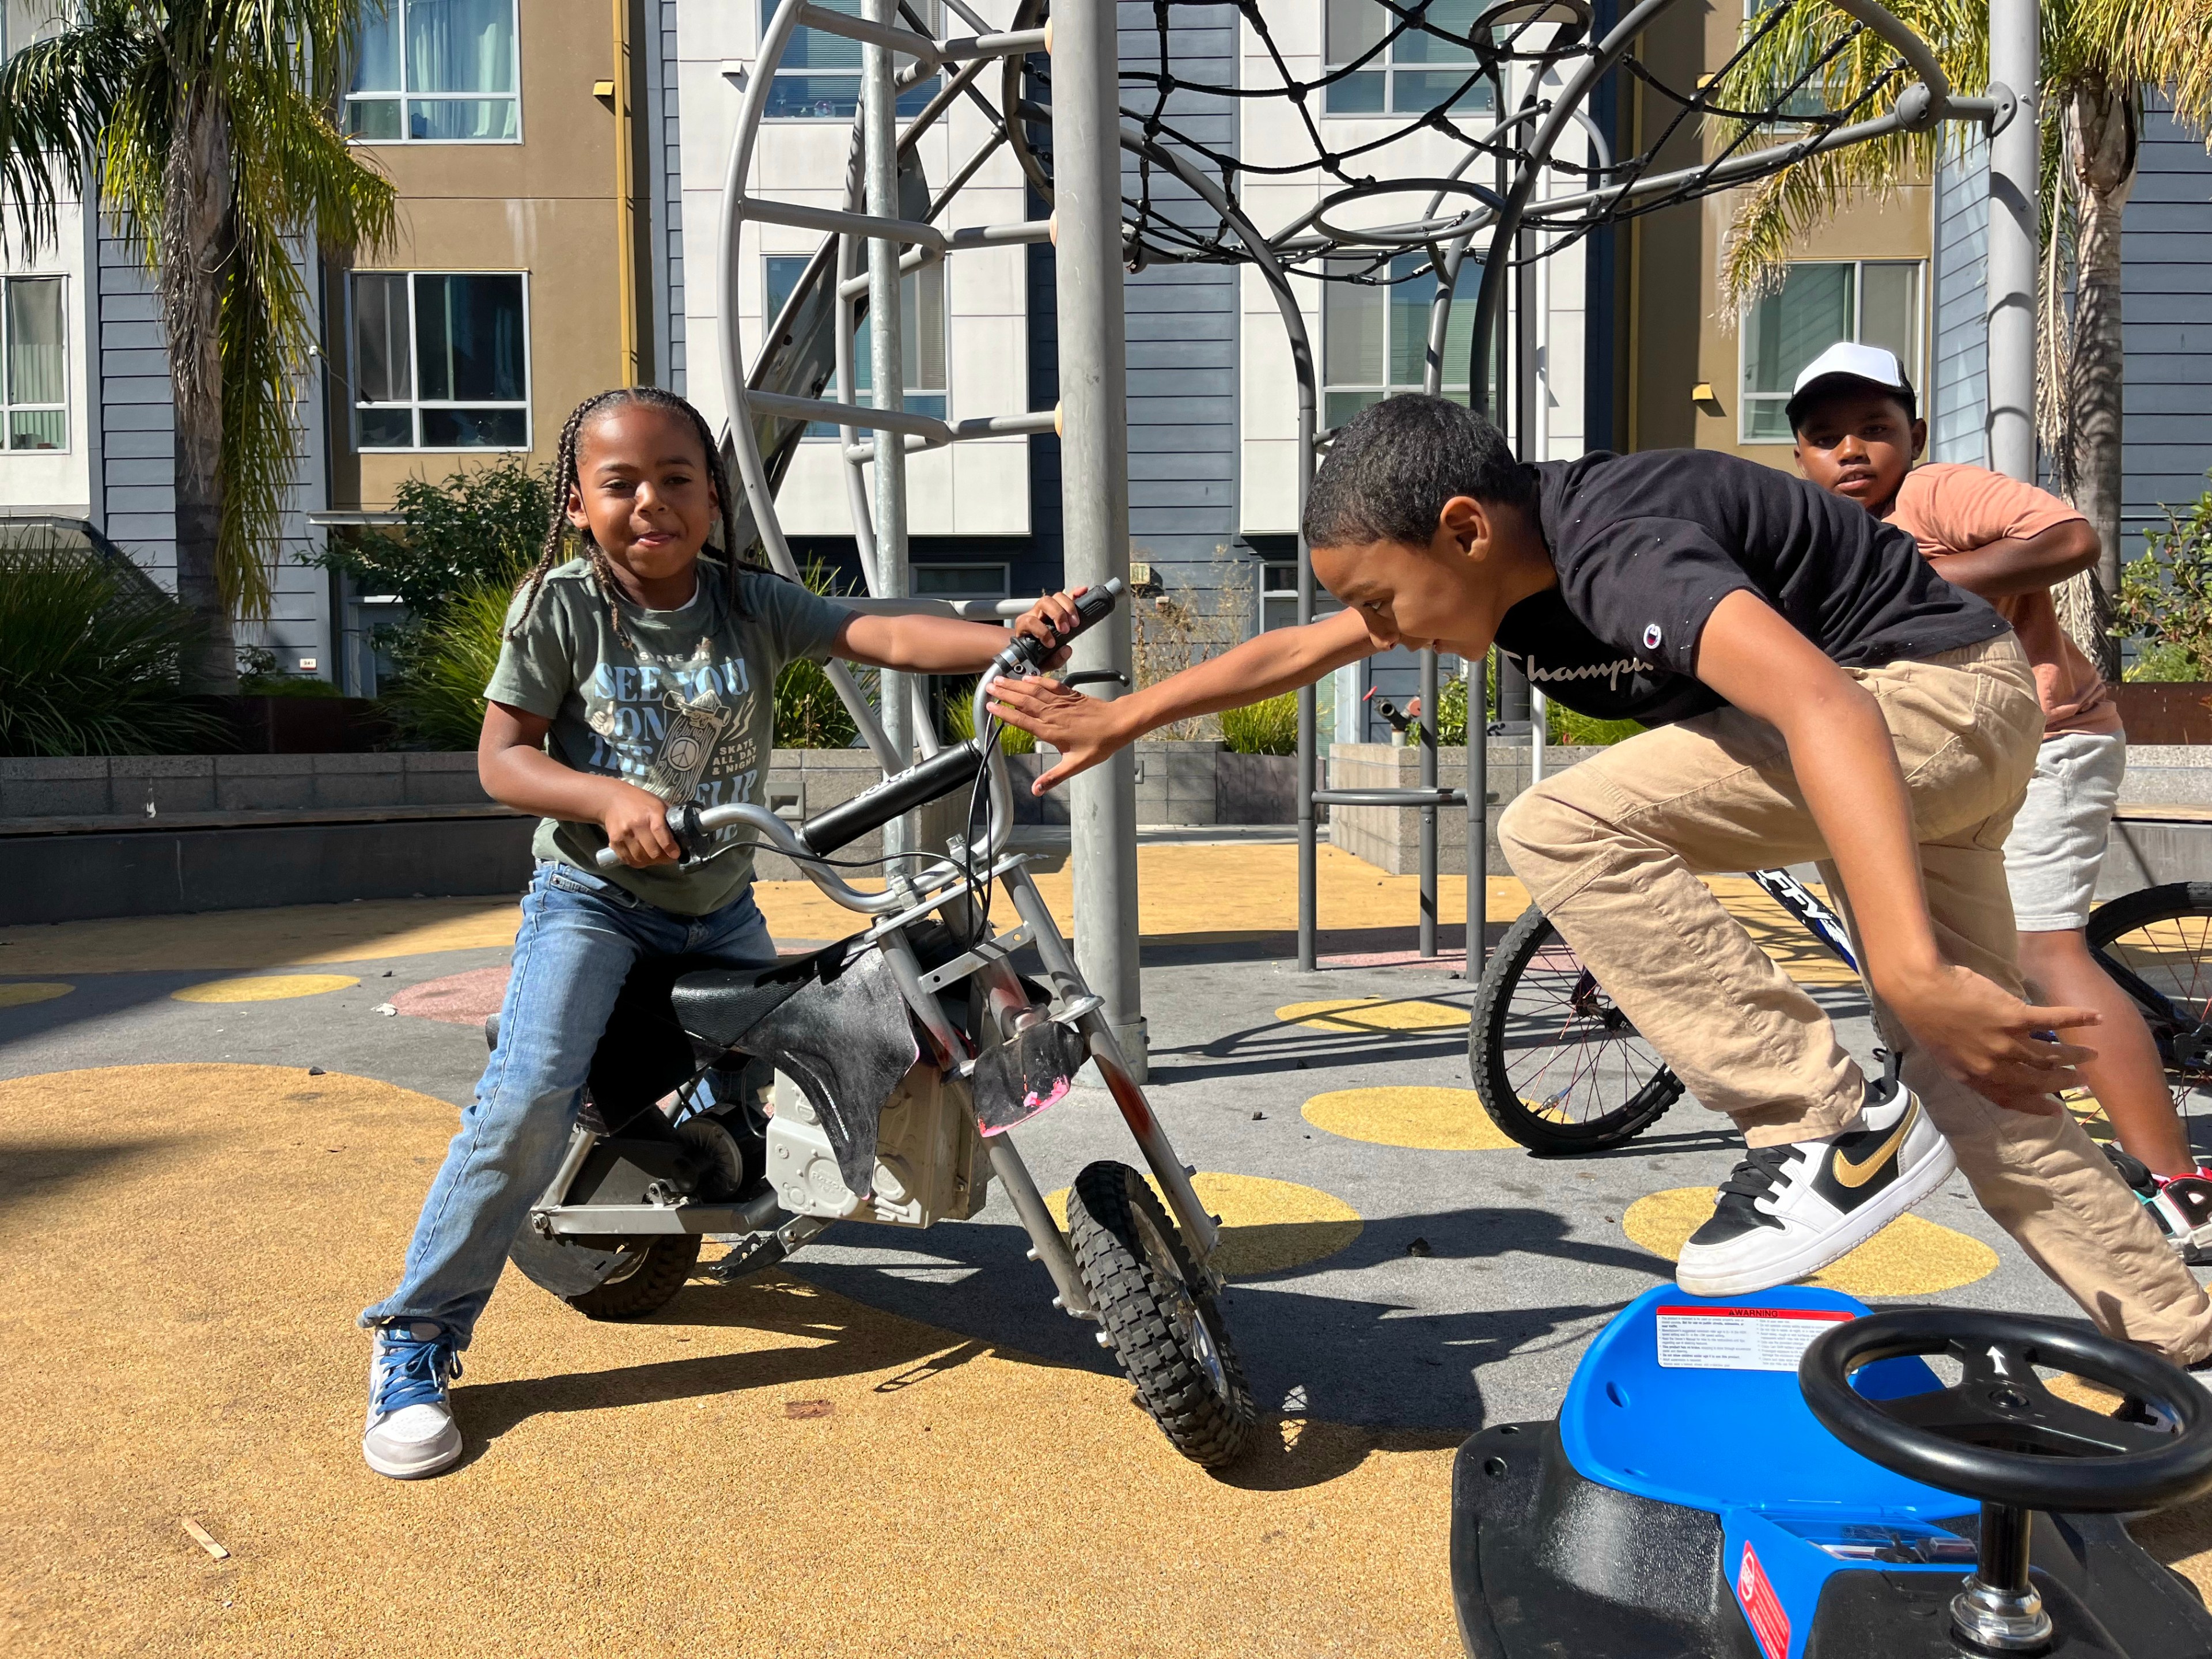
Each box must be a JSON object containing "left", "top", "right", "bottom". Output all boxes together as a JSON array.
[
  {"left": 910, "top": 562, "right": 1009, "bottom": 601},
  {"left": 0, "top": 273, "right": 69, "bottom": 455},
  {"left": 763, "top": 252, "right": 949, "bottom": 437},
  {"left": 1319, "top": 0, "right": 1495, "bottom": 119},
  {"left": 1319, "top": 251, "right": 1479, "bottom": 429},
  {"left": 1737, "top": 257, "right": 1924, "bottom": 446},
  {"left": 343, "top": 0, "right": 524, "bottom": 147},
  {"left": 761, "top": 0, "right": 942, "bottom": 124},
  {"left": 348, "top": 269, "right": 533, "bottom": 454}
]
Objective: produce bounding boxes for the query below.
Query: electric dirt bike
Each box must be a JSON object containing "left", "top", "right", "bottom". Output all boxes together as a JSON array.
[{"left": 499, "top": 581, "right": 1257, "bottom": 1468}]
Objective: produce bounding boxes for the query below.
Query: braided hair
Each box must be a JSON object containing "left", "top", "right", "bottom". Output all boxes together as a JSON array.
[{"left": 506, "top": 385, "right": 760, "bottom": 647}]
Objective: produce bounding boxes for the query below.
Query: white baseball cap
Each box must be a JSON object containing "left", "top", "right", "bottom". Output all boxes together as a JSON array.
[{"left": 1785, "top": 341, "right": 1916, "bottom": 429}]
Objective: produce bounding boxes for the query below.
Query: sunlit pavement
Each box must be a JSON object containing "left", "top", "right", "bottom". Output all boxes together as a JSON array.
[{"left": 5, "top": 843, "right": 2207, "bottom": 1655}]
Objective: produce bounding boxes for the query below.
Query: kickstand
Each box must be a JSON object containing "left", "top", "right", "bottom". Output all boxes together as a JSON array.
[{"left": 702, "top": 1214, "right": 828, "bottom": 1283}]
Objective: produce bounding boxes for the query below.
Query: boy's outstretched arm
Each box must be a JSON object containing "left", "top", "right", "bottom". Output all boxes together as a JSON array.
[
  {"left": 1695, "top": 590, "right": 2099, "bottom": 1112},
  {"left": 988, "top": 608, "right": 1376, "bottom": 794}
]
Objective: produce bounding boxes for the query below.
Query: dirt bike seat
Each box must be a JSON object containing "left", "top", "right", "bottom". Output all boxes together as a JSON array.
[{"left": 669, "top": 934, "right": 865, "bottom": 1052}]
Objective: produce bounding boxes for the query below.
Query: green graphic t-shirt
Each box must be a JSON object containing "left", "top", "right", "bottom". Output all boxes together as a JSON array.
[{"left": 483, "top": 557, "right": 850, "bottom": 915}]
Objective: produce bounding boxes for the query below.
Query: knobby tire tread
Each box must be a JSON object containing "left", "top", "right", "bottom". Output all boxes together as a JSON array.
[
  {"left": 1066, "top": 1161, "right": 1256, "bottom": 1469},
  {"left": 564, "top": 1234, "right": 703, "bottom": 1320}
]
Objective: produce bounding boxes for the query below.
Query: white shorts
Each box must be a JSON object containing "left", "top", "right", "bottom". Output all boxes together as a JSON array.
[{"left": 2003, "top": 729, "right": 2126, "bottom": 933}]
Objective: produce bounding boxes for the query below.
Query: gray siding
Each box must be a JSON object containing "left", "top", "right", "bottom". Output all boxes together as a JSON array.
[
  {"left": 649, "top": 0, "right": 686, "bottom": 392},
  {"left": 93, "top": 222, "right": 333, "bottom": 675},
  {"left": 1930, "top": 132, "right": 1988, "bottom": 466},
  {"left": 96, "top": 227, "right": 175, "bottom": 585},
  {"left": 1118, "top": 0, "right": 1245, "bottom": 636},
  {"left": 1933, "top": 107, "right": 2212, "bottom": 537},
  {"left": 2122, "top": 107, "right": 2212, "bottom": 535}
]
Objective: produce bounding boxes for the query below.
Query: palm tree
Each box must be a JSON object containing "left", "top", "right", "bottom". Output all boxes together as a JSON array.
[
  {"left": 0, "top": 0, "right": 396, "bottom": 689},
  {"left": 1714, "top": 0, "right": 2212, "bottom": 677}
]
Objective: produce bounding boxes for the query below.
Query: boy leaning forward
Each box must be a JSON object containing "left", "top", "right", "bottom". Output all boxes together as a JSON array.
[{"left": 990, "top": 392, "right": 2212, "bottom": 1370}]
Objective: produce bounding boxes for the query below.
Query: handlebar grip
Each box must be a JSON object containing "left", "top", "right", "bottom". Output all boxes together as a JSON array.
[
  {"left": 592, "top": 803, "right": 704, "bottom": 870},
  {"left": 995, "top": 576, "right": 1126, "bottom": 673}
]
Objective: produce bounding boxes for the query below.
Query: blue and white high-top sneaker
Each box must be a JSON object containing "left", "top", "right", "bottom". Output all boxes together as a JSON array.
[
  {"left": 363, "top": 1321, "right": 464, "bottom": 1479},
  {"left": 1676, "top": 1076, "right": 1956, "bottom": 1297}
]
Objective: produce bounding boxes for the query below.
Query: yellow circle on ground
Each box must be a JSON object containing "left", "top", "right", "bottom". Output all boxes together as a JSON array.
[
  {"left": 1045, "top": 1171, "right": 1363, "bottom": 1277},
  {"left": 171, "top": 974, "right": 361, "bottom": 1004},
  {"left": 1275, "top": 997, "right": 1469, "bottom": 1034},
  {"left": 1302, "top": 1086, "right": 1517, "bottom": 1152},
  {"left": 0, "top": 982, "right": 73, "bottom": 1007},
  {"left": 1623, "top": 1186, "right": 1997, "bottom": 1297}
]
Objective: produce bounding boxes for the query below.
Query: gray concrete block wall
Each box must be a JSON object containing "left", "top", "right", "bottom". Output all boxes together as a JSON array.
[
  {"left": 0, "top": 753, "right": 495, "bottom": 819},
  {"left": 1327, "top": 743, "right": 1602, "bottom": 876}
]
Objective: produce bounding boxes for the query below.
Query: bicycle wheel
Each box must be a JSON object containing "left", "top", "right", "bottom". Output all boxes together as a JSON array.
[
  {"left": 2088, "top": 882, "right": 2212, "bottom": 1107},
  {"left": 1469, "top": 903, "right": 1684, "bottom": 1154}
]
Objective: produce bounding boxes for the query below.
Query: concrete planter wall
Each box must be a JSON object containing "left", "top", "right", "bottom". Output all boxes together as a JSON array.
[
  {"left": 0, "top": 752, "right": 491, "bottom": 821},
  {"left": 1327, "top": 742, "right": 1604, "bottom": 876}
]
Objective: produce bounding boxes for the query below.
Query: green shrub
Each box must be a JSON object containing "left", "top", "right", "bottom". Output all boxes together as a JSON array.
[
  {"left": 2119, "top": 480, "right": 2212, "bottom": 681},
  {"left": 1437, "top": 675, "right": 1469, "bottom": 745},
  {"left": 1221, "top": 691, "right": 1298, "bottom": 755},
  {"left": 306, "top": 456, "right": 554, "bottom": 618},
  {"left": 941, "top": 677, "right": 1036, "bottom": 754},
  {"left": 0, "top": 543, "right": 228, "bottom": 756},
  {"left": 775, "top": 657, "right": 861, "bottom": 749},
  {"left": 379, "top": 585, "right": 511, "bottom": 751}
]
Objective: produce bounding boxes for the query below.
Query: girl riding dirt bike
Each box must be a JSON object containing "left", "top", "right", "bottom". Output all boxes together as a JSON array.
[{"left": 358, "top": 385, "right": 1085, "bottom": 1480}]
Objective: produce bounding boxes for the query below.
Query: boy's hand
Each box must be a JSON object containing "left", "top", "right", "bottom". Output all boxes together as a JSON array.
[
  {"left": 1886, "top": 963, "right": 2101, "bottom": 1113},
  {"left": 1007, "top": 588, "right": 1086, "bottom": 671},
  {"left": 601, "top": 781, "right": 683, "bottom": 866},
  {"left": 987, "top": 675, "right": 1133, "bottom": 794}
]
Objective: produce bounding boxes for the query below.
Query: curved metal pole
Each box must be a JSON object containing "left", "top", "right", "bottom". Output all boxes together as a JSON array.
[{"left": 1469, "top": 0, "right": 1965, "bottom": 387}]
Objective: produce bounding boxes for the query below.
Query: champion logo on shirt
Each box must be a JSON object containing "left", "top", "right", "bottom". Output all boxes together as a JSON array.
[{"left": 1642, "top": 622, "right": 1664, "bottom": 650}]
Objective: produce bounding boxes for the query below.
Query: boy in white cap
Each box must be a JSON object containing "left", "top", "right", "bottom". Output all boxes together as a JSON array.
[{"left": 1789, "top": 342, "right": 2212, "bottom": 1259}]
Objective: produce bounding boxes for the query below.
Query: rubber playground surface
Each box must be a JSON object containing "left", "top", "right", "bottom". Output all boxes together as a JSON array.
[{"left": 5, "top": 840, "right": 2210, "bottom": 1656}]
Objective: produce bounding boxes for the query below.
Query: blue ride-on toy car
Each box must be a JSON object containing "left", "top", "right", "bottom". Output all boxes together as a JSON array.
[{"left": 1452, "top": 1286, "right": 2212, "bottom": 1657}]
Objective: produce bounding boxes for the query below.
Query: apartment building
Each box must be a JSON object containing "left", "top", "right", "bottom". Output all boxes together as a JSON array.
[
  {"left": 1624, "top": 7, "right": 2212, "bottom": 557},
  {"left": 10, "top": 0, "right": 2198, "bottom": 711}
]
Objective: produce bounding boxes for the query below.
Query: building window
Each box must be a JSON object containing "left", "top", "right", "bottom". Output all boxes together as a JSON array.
[
  {"left": 352, "top": 272, "right": 529, "bottom": 450},
  {"left": 912, "top": 563, "right": 1007, "bottom": 600},
  {"left": 1, "top": 0, "right": 67, "bottom": 60},
  {"left": 1322, "top": 252, "right": 1478, "bottom": 429},
  {"left": 1740, "top": 259, "right": 1921, "bottom": 442},
  {"left": 764, "top": 254, "right": 946, "bottom": 434},
  {"left": 1323, "top": 0, "right": 1494, "bottom": 117},
  {"left": 764, "top": 0, "right": 940, "bottom": 121},
  {"left": 1, "top": 276, "right": 65, "bottom": 450},
  {"left": 345, "top": 0, "right": 520, "bottom": 143}
]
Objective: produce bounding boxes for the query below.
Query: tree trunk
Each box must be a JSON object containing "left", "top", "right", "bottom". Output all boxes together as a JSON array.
[
  {"left": 2063, "top": 78, "right": 2139, "bottom": 682},
  {"left": 165, "top": 94, "right": 237, "bottom": 692}
]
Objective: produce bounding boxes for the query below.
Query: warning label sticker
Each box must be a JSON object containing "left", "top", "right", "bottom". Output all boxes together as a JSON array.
[
  {"left": 1736, "top": 1541, "right": 1791, "bottom": 1659},
  {"left": 1656, "top": 1304, "right": 1854, "bottom": 1372}
]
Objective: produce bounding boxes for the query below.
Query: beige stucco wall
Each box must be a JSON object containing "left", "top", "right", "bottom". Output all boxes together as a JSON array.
[
  {"left": 1626, "top": 3, "right": 1934, "bottom": 472},
  {"left": 325, "top": 0, "right": 635, "bottom": 512}
]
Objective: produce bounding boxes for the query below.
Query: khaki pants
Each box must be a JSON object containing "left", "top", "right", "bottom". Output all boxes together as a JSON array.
[{"left": 1498, "top": 635, "right": 2212, "bottom": 1362}]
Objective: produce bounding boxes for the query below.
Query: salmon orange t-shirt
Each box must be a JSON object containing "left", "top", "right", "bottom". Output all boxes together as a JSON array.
[{"left": 1884, "top": 464, "right": 2119, "bottom": 738}]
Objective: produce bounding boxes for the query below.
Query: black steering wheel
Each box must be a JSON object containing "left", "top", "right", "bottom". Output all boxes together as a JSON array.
[{"left": 1800, "top": 1308, "right": 2212, "bottom": 1513}]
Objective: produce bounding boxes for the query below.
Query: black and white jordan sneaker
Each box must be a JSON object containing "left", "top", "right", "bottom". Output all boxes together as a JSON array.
[
  {"left": 2103, "top": 1143, "right": 2212, "bottom": 1266},
  {"left": 1676, "top": 1077, "right": 1956, "bottom": 1297}
]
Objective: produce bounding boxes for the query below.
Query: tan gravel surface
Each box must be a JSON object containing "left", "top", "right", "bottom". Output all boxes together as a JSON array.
[{"left": 3, "top": 1063, "right": 1461, "bottom": 1658}]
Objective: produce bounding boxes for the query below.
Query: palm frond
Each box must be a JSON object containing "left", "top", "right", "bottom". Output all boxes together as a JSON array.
[
  {"left": 1709, "top": 0, "right": 1984, "bottom": 307},
  {"left": 0, "top": 10, "right": 141, "bottom": 252}
]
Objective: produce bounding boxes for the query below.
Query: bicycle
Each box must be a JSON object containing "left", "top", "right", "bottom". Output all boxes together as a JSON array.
[{"left": 1468, "top": 873, "right": 2212, "bottom": 1155}]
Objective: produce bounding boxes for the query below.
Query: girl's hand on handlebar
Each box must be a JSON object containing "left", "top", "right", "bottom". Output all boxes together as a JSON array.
[
  {"left": 1885, "top": 962, "right": 2101, "bottom": 1113},
  {"left": 1009, "top": 588, "right": 1086, "bottom": 671},
  {"left": 600, "top": 781, "right": 683, "bottom": 866},
  {"left": 987, "top": 673, "right": 1131, "bottom": 794}
]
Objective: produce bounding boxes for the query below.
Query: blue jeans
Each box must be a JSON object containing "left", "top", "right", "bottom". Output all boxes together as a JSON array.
[{"left": 361, "top": 861, "right": 779, "bottom": 1344}]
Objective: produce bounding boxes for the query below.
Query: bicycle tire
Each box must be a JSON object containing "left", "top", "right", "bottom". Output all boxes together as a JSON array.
[
  {"left": 2087, "top": 882, "right": 2212, "bottom": 1092},
  {"left": 1470, "top": 903, "right": 1684, "bottom": 1154}
]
